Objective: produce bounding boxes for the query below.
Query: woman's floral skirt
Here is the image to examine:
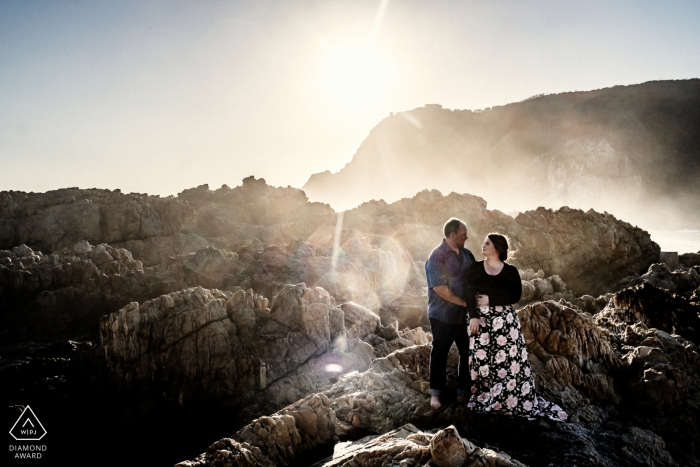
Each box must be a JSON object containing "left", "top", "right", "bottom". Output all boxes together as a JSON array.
[{"left": 468, "top": 304, "right": 567, "bottom": 422}]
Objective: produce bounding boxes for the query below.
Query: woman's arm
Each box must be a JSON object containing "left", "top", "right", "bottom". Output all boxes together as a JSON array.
[{"left": 462, "top": 262, "right": 481, "bottom": 320}]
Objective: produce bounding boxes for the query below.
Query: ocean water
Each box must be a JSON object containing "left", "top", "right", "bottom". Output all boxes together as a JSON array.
[{"left": 647, "top": 229, "right": 700, "bottom": 254}]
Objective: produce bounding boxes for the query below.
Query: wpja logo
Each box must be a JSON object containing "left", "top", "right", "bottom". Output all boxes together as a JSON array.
[{"left": 9, "top": 406, "right": 47, "bottom": 459}]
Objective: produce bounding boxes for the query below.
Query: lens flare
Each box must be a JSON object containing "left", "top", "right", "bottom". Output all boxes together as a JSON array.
[{"left": 324, "top": 363, "right": 343, "bottom": 373}]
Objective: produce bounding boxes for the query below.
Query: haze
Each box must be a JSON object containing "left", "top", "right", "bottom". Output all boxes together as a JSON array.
[{"left": 2, "top": 0, "right": 699, "bottom": 209}]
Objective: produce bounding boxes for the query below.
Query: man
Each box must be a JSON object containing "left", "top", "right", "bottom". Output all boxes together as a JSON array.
[{"left": 425, "top": 218, "right": 475, "bottom": 409}]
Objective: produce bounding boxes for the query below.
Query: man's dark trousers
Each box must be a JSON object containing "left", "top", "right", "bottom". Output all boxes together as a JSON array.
[{"left": 429, "top": 318, "right": 471, "bottom": 397}]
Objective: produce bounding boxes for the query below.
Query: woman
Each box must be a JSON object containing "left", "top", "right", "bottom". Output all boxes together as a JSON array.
[{"left": 462, "top": 233, "right": 567, "bottom": 421}]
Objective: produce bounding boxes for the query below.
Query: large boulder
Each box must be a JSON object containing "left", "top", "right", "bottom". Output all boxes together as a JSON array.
[
  {"left": 519, "top": 301, "right": 620, "bottom": 406},
  {"left": 175, "top": 393, "right": 352, "bottom": 467},
  {"left": 99, "top": 284, "right": 347, "bottom": 409}
]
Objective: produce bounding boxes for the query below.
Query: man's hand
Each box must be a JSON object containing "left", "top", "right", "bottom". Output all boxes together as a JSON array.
[
  {"left": 469, "top": 318, "right": 479, "bottom": 335},
  {"left": 432, "top": 285, "right": 466, "bottom": 307}
]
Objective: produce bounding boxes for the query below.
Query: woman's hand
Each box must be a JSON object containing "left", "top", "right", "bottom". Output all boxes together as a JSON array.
[
  {"left": 476, "top": 294, "right": 489, "bottom": 307},
  {"left": 469, "top": 318, "right": 479, "bottom": 336}
]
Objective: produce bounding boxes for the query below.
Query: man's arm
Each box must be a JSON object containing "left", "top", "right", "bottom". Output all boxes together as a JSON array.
[{"left": 432, "top": 285, "right": 466, "bottom": 307}]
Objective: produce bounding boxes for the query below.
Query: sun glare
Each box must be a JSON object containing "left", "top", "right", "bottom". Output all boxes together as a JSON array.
[{"left": 318, "top": 40, "right": 394, "bottom": 114}]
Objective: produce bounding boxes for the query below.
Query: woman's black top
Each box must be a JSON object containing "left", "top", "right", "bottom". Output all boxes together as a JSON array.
[{"left": 462, "top": 261, "right": 522, "bottom": 320}]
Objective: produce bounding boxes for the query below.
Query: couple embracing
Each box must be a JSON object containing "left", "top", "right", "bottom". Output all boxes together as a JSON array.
[{"left": 425, "top": 218, "right": 567, "bottom": 421}]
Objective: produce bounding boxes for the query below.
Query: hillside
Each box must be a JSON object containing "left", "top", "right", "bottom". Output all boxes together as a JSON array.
[{"left": 303, "top": 80, "right": 700, "bottom": 229}]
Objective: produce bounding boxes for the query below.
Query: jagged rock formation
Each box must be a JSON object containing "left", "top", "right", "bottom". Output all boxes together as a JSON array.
[
  {"left": 681, "top": 251, "right": 700, "bottom": 267},
  {"left": 594, "top": 286, "right": 700, "bottom": 462},
  {"left": 595, "top": 282, "right": 700, "bottom": 345},
  {"left": 101, "top": 284, "right": 337, "bottom": 407},
  {"left": 232, "top": 233, "right": 425, "bottom": 314},
  {"left": 519, "top": 301, "right": 619, "bottom": 406},
  {"left": 518, "top": 268, "right": 576, "bottom": 305},
  {"left": 0, "top": 188, "right": 198, "bottom": 258},
  {"left": 176, "top": 420, "right": 526, "bottom": 467},
  {"left": 0, "top": 179, "right": 692, "bottom": 466},
  {"left": 0, "top": 234, "right": 424, "bottom": 342},
  {"left": 343, "top": 190, "right": 659, "bottom": 295},
  {"left": 0, "top": 242, "right": 250, "bottom": 341},
  {"left": 616, "top": 262, "right": 700, "bottom": 298},
  {"left": 1, "top": 179, "right": 658, "bottom": 320},
  {"left": 177, "top": 294, "right": 694, "bottom": 466},
  {"left": 303, "top": 79, "right": 700, "bottom": 229},
  {"left": 0, "top": 242, "right": 147, "bottom": 340}
]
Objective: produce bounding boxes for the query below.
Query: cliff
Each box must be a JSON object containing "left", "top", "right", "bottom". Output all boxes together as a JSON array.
[{"left": 303, "top": 79, "right": 700, "bottom": 228}]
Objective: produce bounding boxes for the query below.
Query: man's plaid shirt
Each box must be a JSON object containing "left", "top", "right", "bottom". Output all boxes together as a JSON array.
[{"left": 425, "top": 239, "right": 475, "bottom": 324}]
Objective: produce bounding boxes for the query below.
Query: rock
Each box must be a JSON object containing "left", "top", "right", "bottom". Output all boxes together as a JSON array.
[
  {"left": 73, "top": 240, "right": 91, "bottom": 255},
  {"left": 430, "top": 425, "right": 469, "bottom": 467},
  {"left": 341, "top": 302, "right": 380, "bottom": 341},
  {"left": 519, "top": 301, "right": 620, "bottom": 405},
  {"left": 680, "top": 251, "right": 700, "bottom": 267},
  {"left": 0, "top": 243, "right": 242, "bottom": 342},
  {"left": 596, "top": 282, "right": 700, "bottom": 345},
  {"left": 175, "top": 393, "right": 352, "bottom": 467},
  {"left": 0, "top": 243, "right": 148, "bottom": 341},
  {"left": 379, "top": 292, "right": 429, "bottom": 330},
  {"left": 619, "top": 262, "right": 700, "bottom": 296},
  {"left": 310, "top": 424, "right": 433, "bottom": 467},
  {"left": 571, "top": 293, "right": 613, "bottom": 315},
  {"left": 99, "top": 283, "right": 381, "bottom": 413},
  {"left": 0, "top": 188, "right": 197, "bottom": 256},
  {"left": 340, "top": 193, "right": 658, "bottom": 296},
  {"left": 593, "top": 320, "right": 700, "bottom": 463}
]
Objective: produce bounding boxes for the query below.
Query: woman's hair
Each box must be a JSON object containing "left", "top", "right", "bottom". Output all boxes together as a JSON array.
[{"left": 487, "top": 233, "right": 516, "bottom": 262}]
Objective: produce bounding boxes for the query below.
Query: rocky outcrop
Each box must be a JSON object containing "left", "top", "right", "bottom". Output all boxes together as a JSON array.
[
  {"left": 99, "top": 283, "right": 386, "bottom": 411},
  {"left": 595, "top": 283, "right": 700, "bottom": 345},
  {"left": 175, "top": 393, "right": 352, "bottom": 467},
  {"left": 595, "top": 302, "right": 700, "bottom": 462},
  {"left": 178, "top": 297, "right": 691, "bottom": 466},
  {"left": 519, "top": 301, "right": 620, "bottom": 406},
  {"left": 681, "top": 251, "right": 700, "bottom": 267},
  {"left": 510, "top": 207, "right": 659, "bottom": 296},
  {"left": 616, "top": 262, "right": 700, "bottom": 297},
  {"left": 1, "top": 231, "right": 426, "bottom": 344},
  {"left": 0, "top": 188, "right": 197, "bottom": 256},
  {"left": 342, "top": 190, "right": 659, "bottom": 296},
  {"left": 518, "top": 268, "right": 577, "bottom": 305},
  {"left": 0, "top": 242, "right": 147, "bottom": 341},
  {"left": 234, "top": 234, "right": 425, "bottom": 313},
  {"left": 1, "top": 178, "right": 662, "bottom": 346},
  {"left": 0, "top": 242, "right": 247, "bottom": 342},
  {"left": 100, "top": 284, "right": 340, "bottom": 407}
]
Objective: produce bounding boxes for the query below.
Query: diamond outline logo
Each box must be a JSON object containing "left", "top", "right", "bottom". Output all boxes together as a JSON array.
[{"left": 9, "top": 406, "right": 47, "bottom": 441}]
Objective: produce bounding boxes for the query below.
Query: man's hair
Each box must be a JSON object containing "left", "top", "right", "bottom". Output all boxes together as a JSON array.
[{"left": 443, "top": 218, "right": 466, "bottom": 238}]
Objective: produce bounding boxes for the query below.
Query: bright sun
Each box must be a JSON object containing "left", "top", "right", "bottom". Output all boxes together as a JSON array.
[{"left": 318, "top": 40, "right": 394, "bottom": 114}]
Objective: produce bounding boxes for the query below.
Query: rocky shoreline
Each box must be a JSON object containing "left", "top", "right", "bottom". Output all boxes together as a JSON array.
[{"left": 2, "top": 179, "right": 699, "bottom": 466}]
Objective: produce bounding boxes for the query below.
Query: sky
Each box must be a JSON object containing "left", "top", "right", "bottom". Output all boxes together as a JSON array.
[{"left": 1, "top": 0, "right": 699, "bottom": 197}]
